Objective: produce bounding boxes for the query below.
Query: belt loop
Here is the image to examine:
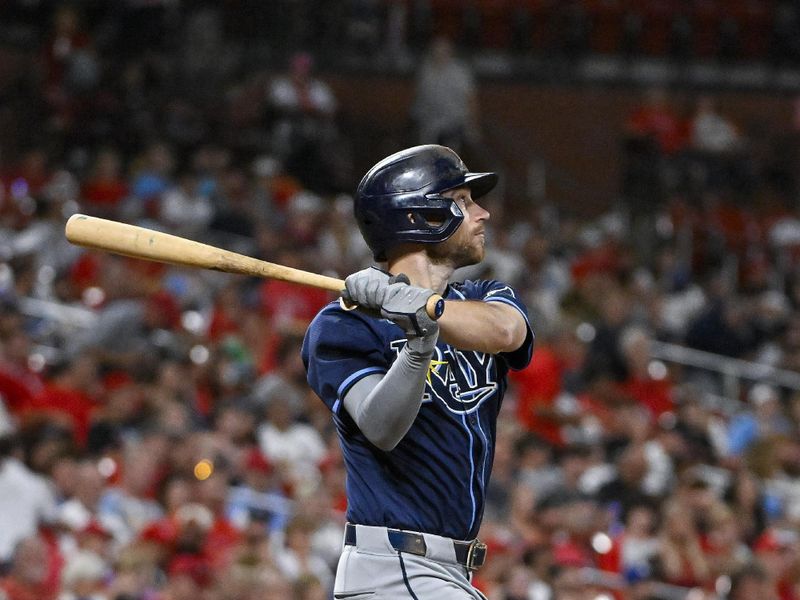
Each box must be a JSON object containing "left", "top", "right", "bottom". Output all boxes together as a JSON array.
[{"left": 344, "top": 523, "right": 357, "bottom": 546}]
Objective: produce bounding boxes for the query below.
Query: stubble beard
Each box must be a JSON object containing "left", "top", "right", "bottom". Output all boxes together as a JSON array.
[{"left": 429, "top": 231, "right": 485, "bottom": 269}]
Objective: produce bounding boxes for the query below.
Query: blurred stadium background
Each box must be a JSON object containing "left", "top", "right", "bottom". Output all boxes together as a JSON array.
[{"left": 2, "top": 1, "right": 800, "bottom": 599}]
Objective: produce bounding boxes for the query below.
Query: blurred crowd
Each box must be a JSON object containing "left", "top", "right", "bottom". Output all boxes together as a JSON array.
[{"left": 3, "top": 2, "right": 800, "bottom": 600}]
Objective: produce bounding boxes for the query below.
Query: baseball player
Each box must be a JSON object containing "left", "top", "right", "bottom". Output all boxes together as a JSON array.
[{"left": 302, "top": 145, "right": 534, "bottom": 599}]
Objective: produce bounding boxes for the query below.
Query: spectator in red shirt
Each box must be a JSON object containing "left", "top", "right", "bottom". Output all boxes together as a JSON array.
[
  {"left": 0, "top": 326, "right": 45, "bottom": 415},
  {"left": 618, "top": 325, "right": 674, "bottom": 420},
  {"left": 24, "top": 355, "right": 101, "bottom": 448},
  {"left": 511, "top": 324, "right": 586, "bottom": 447},
  {"left": 194, "top": 471, "right": 243, "bottom": 571},
  {"left": 0, "top": 534, "right": 60, "bottom": 600},
  {"left": 753, "top": 528, "right": 800, "bottom": 600},
  {"left": 161, "top": 553, "right": 210, "bottom": 600},
  {"left": 260, "top": 249, "right": 332, "bottom": 332},
  {"left": 80, "top": 148, "right": 128, "bottom": 216},
  {"left": 626, "top": 87, "right": 688, "bottom": 155},
  {"left": 542, "top": 491, "right": 605, "bottom": 571},
  {"left": 657, "top": 500, "right": 711, "bottom": 588},
  {"left": 207, "top": 283, "right": 246, "bottom": 342}
]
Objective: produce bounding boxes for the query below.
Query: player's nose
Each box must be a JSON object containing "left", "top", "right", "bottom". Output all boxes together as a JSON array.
[{"left": 474, "top": 202, "right": 490, "bottom": 221}]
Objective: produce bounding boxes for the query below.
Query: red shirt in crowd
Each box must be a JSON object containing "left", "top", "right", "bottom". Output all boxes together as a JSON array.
[
  {"left": 260, "top": 280, "right": 331, "bottom": 329},
  {"left": 0, "top": 365, "right": 43, "bottom": 414},
  {"left": 621, "top": 376, "right": 674, "bottom": 421},
  {"left": 626, "top": 105, "right": 688, "bottom": 154},
  {"left": 511, "top": 345, "right": 565, "bottom": 447},
  {"left": 81, "top": 178, "right": 128, "bottom": 208},
  {"left": 24, "top": 383, "right": 97, "bottom": 447}
]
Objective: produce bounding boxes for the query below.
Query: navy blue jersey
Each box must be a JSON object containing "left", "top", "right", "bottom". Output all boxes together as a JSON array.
[{"left": 302, "top": 280, "right": 534, "bottom": 541}]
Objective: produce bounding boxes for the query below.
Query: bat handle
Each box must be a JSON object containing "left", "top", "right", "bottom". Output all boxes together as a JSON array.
[{"left": 338, "top": 293, "right": 445, "bottom": 320}]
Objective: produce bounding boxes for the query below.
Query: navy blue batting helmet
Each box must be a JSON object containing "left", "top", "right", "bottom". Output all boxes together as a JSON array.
[{"left": 354, "top": 145, "right": 498, "bottom": 261}]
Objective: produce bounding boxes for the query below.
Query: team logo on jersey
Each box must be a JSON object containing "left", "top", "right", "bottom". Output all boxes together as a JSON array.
[{"left": 390, "top": 340, "right": 498, "bottom": 414}]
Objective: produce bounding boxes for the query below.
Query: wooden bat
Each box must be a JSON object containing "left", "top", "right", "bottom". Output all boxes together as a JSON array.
[{"left": 64, "top": 214, "right": 445, "bottom": 319}]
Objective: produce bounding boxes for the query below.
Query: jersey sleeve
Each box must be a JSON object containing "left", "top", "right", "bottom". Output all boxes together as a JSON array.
[
  {"left": 302, "top": 305, "right": 390, "bottom": 415},
  {"left": 461, "top": 279, "right": 535, "bottom": 371}
]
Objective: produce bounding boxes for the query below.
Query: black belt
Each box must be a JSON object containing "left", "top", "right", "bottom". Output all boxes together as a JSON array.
[{"left": 344, "top": 523, "right": 487, "bottom": 571}]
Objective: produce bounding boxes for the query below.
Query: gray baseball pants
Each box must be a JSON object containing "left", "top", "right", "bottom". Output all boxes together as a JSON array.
[{"left": 333, "top": 524, "right": 488, "bottom": 599}]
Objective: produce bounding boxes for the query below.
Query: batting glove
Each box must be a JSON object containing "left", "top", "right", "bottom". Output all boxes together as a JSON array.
[
  {"left": 342, "top": 267, "right": 391, "bottom": 311},
  {"left": 381, "top": 274, "right": 439, "bottom": 354}
]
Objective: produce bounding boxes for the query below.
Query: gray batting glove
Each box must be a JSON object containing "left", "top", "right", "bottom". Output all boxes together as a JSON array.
[
  {"left": 381, "top": 275, "right": 439, "bottom": 354},
  {"left": 342, "top": 267, "right": 391, "bottom": 311}
]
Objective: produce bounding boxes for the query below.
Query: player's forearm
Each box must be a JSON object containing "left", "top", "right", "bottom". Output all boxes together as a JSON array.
[
  {"left": 343, "top": 344, "right": 434, "bottom": 451},
  {"left": 438, "top": 300, "right": 527, "bottom": 354}
]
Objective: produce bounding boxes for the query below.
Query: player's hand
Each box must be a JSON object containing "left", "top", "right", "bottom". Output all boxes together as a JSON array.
[
  {"left": 343, "top": 269, "right": 439, "bottom": 352},
  {"left": 342, "top": 267, "right": 391, "bottom": 311},
  {"left": 380, "top": 275, "right": 439, "bottom": 353}
]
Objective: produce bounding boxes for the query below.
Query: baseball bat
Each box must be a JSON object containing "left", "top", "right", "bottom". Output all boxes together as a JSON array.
[{"left": 64, "top": 214, "right": 445, "bottom": 319}]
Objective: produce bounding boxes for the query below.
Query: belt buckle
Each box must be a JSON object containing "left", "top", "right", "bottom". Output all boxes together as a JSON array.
[{"left": 465, "top": 540, "right": 487, "bottom": 570}]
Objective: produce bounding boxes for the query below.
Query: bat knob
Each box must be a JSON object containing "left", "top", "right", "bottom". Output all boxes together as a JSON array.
[
  {"left": 433, "top": 297, "right": 445, "bottom": 318},
  {"left": 426, "top": 294, "right": 445, "bottom": 320}
]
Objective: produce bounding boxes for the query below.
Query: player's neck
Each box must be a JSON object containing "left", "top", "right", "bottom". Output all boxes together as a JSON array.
[{"left": 387, "top": 251, "right": 452, "bottom": 294}]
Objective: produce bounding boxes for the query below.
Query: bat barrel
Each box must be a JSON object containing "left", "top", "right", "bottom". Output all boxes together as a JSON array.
[
  {"left": 65, "top": 214, "right": 443, "bottom": 319},
  {"left": 65, "top": 214, "right": 345, "bottom": 292}
]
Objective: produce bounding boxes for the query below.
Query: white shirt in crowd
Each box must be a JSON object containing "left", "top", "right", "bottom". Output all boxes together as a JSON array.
[{"left": 0, "top": 457, "right": 57, "bottom": 562}]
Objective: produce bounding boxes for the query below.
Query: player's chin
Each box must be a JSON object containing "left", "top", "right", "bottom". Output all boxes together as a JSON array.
[{"left": 458, "top": 246, "right": 485, "bottom": 268}]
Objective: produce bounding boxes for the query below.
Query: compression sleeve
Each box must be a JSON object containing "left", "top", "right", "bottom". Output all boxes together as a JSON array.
[{"left": 342, "top": 342, "right": 434, "bottom": 452}]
